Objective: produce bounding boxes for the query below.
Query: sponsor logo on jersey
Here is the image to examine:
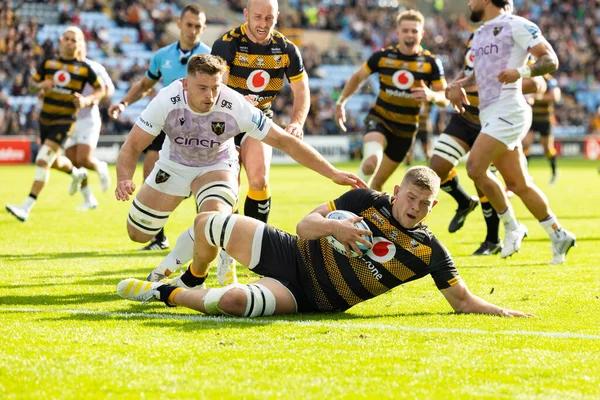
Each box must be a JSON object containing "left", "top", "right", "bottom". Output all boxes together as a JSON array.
[
  {"left": 173, "top": 136, "right": 221, "bottom": 147},
  {"left": 247, "top": 70, "right": 270, "bottom": 92},
  {"left": 162, "top": 60, "right": 172, "bottom": 69},
  {"left": 384, "top": 88, "right": 414, "bottom": 98},
  {"left": 238, "top": 55, "right": 249, "bottom": 64},
  {"left": 220, "top": 100, "right": 232, "bottom": 110},
  {"left": 211, "top": 121, "right": 226, "bottom": 135},
  {"left": 363, "top": 259, "right": 383, "bottom": 281},
  {"left": 366, "top": 237, "right": 396, "bottom": 263},
  {"left": 472, "top": 43, "right": 499, "bottom": 57},
  {"left": 155, "top": 169, "right": 170, "bottom": 184},
  {"left": 139, "top": 117, "right": 154, "bottom": 129},
  {"left": 170, "top": 95, "right": 181, "bottom": 105},
  {"left": 465, "top": 48, "right": 474, "bottom": 68},
  {"left": 52, "top": 87, "right": 72, "bottom": 95},
  {"left": 179, "top": 117, "right": 185, "bottom": 126},
  {"left": 53, "top": 70, "right": 71, "bottom": 87},
  {"left": 271, "top": 47, "right": 282, "bottom": 54},
  {"left": 392, "top": 70, "right": 415, "bottom": 90}
]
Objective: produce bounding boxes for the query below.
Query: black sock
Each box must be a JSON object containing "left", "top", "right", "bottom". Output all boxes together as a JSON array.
[
  {"left": 481, "top": 200, "right": 500, "bottom": 243},
  {"left": 28, "top": 192, "right": 38, "bottom": 200},
  {"left": 155, "top": 284, "right": 180, "bottom": 307},
  {"left": 154, "top": 228, "right": 165, "bottom": 242},
  {"left": 549, "top": 155, "right": 557, "bottom": 175},
  {"left": 180, "top": 266, "right": 207, "bottom": 288},
  {"left": 441, "top": 175, "right": 472, "bottom": 209},
  {"left": 244, "top": 189, "right": 271, "bottom": 223}
]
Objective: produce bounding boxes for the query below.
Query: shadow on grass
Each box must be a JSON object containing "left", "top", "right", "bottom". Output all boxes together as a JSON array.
[
  {"left": 518, "top": 215, "right": 600, "bottom": 222},
  {"left": 0, "top": 250, "right": 169, "bottom": 261},
  {"left": 0, "top": 291, "right": 115, "bottom": 306}
]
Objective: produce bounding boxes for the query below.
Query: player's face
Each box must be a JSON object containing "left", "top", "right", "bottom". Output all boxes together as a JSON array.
[
  {"left": 396, "top": 20, "right": 424, "bottom": 55},
  {"left": 244, "top": 0, "right": 279, "bottom": 45},
  {"left": 392, "top": 183, "right": 438, "bottom": 229},
  {"left": 184, "top": 72, "right": 222, "bottom": 113},
  {"left": 468, "top": 0, "right": 485, "bottom": 23},
  {"left": 178, "top": 11, "right": 206, "bottom": 49},
  {"left": 59, "top": 31, "right": 79, "bottom": 59}
]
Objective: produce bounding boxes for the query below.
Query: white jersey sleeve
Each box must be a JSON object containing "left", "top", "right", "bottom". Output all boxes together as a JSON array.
[
  {"left": 135, "top": 87, "right": 173, "bottom": 136},
  {"left": 233, "top": 91, "right": 273, "bottom": 141},
  {"left": 512, "top": 17, "right": 545, "bottom": 51}
]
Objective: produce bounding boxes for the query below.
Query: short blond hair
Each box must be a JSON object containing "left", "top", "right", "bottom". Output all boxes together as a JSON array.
[
  {"left": 396, "top": 9, "right": 425, "bottom": 27},
  {"left": 62, "top": 26, "right": 85, "bottom": 61},
  {"left": 187, "top": 54, "right": 227, "bottom": 76},
  {"left": 401, "top": 166, "right": 440, "bottom": 193}
]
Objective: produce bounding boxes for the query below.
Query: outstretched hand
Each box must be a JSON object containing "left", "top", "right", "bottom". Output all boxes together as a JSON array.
[
  {"left": 331, "top": 170, "right": 368, "bottom": 189},
  {"left": 285, "top": 123, "right": 304, "bottom": 140},
  {"left": 497, "top": 308, "right": 533, "bottom": 318}
]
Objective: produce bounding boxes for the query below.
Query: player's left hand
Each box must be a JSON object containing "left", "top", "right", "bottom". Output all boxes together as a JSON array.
[
  {"left": 285, "top": 123, "right": 304, "bottom": 140},
  {"left": 331, "top": 170, "right": 368, "bottom": 189},
  {"left": 410, "top": 80, "right": 432, "bottom": 102},
  {"left": 497, "top": 308, "right": 533, "bottom": 318},
  {"left": 497, "top": 69, "right": 521, "bottom": 84},
  {"left": 72, "top": 92, "right": 87, "bottom": 109}
]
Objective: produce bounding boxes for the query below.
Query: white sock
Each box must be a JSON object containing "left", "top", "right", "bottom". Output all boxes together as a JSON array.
[
  {"left": 23, "top": 196, "right": 36, "bottom": 211},
  {"left": 158, "top": 226, "right": 195, "bottom": 274},
  {"left": 81, "top": 185, "right": 93, "bottom": 201},
  {"left": 498, "top": 206, "right": 519, "bottom": 231},
  {"left": 540, "top": 215, "right": 565, "bottom": 241}
]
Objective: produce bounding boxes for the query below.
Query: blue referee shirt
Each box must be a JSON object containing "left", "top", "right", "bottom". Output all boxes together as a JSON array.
[{"left": 146, "top": 41, "right": 211, "bottom": 85}]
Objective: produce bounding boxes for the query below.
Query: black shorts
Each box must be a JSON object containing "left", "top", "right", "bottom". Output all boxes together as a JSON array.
[
  {"left": 143, "top": 131, "right": 166, "bottom": 153},
  {"left": 530, "top": 121, "right": 551, "bottom": 137},
  {"left": 364, "top": 116, "right": 415, "bottom": 163},
  {"left": 443, "top": 113, "right": 481, "bottom": 148},
  {"left": 251, "top": 225, "right": 316, "bottom": 313},
  {"left": 234, "top": 132, "right": 245, "bottom": 148},
  {"left": 40, "top": 123, "right": 75, "bottom": 146}
]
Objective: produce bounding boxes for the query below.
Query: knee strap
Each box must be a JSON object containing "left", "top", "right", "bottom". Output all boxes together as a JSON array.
[
  {"left": 34, "top": 165, "right": 50, "bottom": 183},
  {"left": 203, "top": 283, "right": 276, "bottom": 317},
  {"left": 362, "top": 141, "right": 383, "bottom": 163},
  {"left": 195, "top": 181, "right": 238, "bottom": 212},
  {"left": 35, "top": 144, "right": 58, "bottom": 166},
  {"left": 204, "top": 212, "right": 238, "bottom": 249},
  {"left": 128, "top": 199, "right": 171, "bottom": 236},
  {"left": 433, "top": 134, "right": 468, "bottom": 166}
]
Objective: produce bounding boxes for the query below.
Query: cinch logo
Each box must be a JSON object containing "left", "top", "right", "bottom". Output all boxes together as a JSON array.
[
  {"left": 366, "top": 237, "right": 396, "bottom": 263},
  {"left": 173, "top": 137, "right": 221, "bottom": 147},
  {"left": 472, "top": 43, "right": 499, "bottom": 57},
  {"left": 392, "top": 70, "right": 414, "bottom": 90},
  {"left": 247, "top": 70, "right": 270, "bottom": 92},
  {"left": 53, "top": 70, "right": 71, "bottom": 87}
]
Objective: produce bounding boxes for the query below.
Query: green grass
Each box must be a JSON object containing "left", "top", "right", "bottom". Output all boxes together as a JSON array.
[{"left": 1, "top": 159, "right": 599, "bottom": 399}]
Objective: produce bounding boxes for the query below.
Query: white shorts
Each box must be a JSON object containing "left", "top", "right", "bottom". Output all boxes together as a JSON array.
[
  {"left": 479, "top": 95, "right": 532, "bottom": 150},
  {"left": 65, "top": 114, "right": 102, "bottom": 149},
  {"left": 146, "top": 158, "right": 240, "bottom": 197}
]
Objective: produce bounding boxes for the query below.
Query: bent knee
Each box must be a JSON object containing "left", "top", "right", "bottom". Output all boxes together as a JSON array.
[
  {"left": 504, "top": 180, "right": 529, "bottom": 195},
  {"left": 361, "top": 155, "right": 379, "bottom": 175},
  {"left": 218, "top": 289, "right": 247, "bottom": 316},
  {"left": 127, "top": 223, "right": 153, "bottom": 243},
  {"left": 466, "top": 160, "right": 487, "bottom": 181}
]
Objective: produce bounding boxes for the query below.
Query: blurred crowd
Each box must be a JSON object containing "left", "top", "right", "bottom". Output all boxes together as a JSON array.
[{"left": 2, "top": 0, "right": 600, "bottom": 139}]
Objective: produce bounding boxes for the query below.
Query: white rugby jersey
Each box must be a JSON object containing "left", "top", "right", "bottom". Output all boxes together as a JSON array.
[
  {"left": 78, "top": 58, "right": 113, "bottom": 119},
  {"left": 136, "top": 80, "right": 272, "bottom": 168},
  {"left": 471, "top": 13, "right": 544, "bottom": 110}
]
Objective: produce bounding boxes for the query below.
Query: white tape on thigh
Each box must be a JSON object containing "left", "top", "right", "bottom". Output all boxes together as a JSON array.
[
  {"left": 247, "top": 223, "right": 265, "bottom": 270},
  {"left": 127, "top": 199, "right": 171, "bottom": 236},
  {"left": 204, "top": 212, "right": 238, "bottom": 248},
  {"left": 362, "top": 141, "right": 383, "bottom": 162},
  {"left": 35, "top": 144, "right": 57, "bottom": 166},
  {"left": 195, "top": 181, "right": 238, "bottom": 210},
  {"left": 34, "top": 166, "right": 50, "bottom": 183},
  {"left": 433, "top": 133, "right": 468, "bottom": 166}
]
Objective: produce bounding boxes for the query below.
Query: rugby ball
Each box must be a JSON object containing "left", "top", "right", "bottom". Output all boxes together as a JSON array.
[{"left": 326, "top": 210, "right": 373, "bottom": 258}]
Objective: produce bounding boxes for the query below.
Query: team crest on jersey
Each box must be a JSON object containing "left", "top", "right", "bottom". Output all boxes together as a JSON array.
[
  {"left": 392, "top": 70, "right": 415, "bottom": 90},
  {"left": 53, "top": 70, "right": 71, "bottom": 87},
  {"left": 247, "top": 70, "right": 270, "bottom": 92},
  {"left": 211, "top": 121, "right": 226, "bottom": 135},
  {"left": 493, "top": 26, "right": 503, "bottom": 36},
  {"left": 155, "top": 169, "right": 170, "bottom": 184},
  {"left": 366, "top": 237, "right": 396, "bottom": 263}
]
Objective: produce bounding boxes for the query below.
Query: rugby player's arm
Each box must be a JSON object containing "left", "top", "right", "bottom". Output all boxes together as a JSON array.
[
  {"left": 336, "top": 66, "right": 370, "bottom": 106},
  {"left": 115, "top": 125, "right": 155, "bottom": 200},
  {"left": 529, "top": 41, "right": 559, "bottom": 77},
  {"left": 261, "top": 124, "right": 367, "bottom": 189},
  {"left": 119, "top": 76, "right": 158, "bottom": 107},
  {"left": 289, "top": 75, "right": 310, "bottom": 126},
  {"left": 441, "top": 280, "right": 532, "bottom": 317},
  {"left": 430, "top": 81, "right": 449, "bottom": 107}
]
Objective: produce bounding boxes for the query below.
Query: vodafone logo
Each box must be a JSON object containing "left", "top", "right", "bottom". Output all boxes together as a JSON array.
[
  {"left": 366, "top": 237, "right": 396, "bottom": 263},
  {"left": 465, "top": 49, "right": 474, "bottom": 68},
  {"left": 54, "top": 70, "right": 71, "bottom": 87},
  {"left": 392, "top": 70, "right": 414, "bottom": 90},
  {"left": 247, "top": 70, "right": 270, "bottom": 92}
]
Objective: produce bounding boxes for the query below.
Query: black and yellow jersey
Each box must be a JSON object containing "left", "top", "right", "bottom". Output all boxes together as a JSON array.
[
  {"left": 211, "top": 23, "right": 306, "bottom": 118},
  {"left": 33, "top": 57, "right": 101, "bottom": 126},
  {"left": 365, "top": 46, "right": 446, "bottom": 138},
  {"left": 461, "top": 33, "right": 481, "bottom": 126},
  {"left": 532, "top": 76, "right": 558, "bottom": 124},
  {"left": 296, "top": 189, "right": 460, "bottom": 312}
]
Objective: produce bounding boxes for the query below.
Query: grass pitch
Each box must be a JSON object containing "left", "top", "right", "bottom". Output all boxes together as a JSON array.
[{"left": 1, "top": 158, "right": 599, "bottom": 399}]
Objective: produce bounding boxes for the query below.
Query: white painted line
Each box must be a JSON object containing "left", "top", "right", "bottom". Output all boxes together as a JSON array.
[{"left": 2, "top": 307, "right": 599, "bottom": 340}]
